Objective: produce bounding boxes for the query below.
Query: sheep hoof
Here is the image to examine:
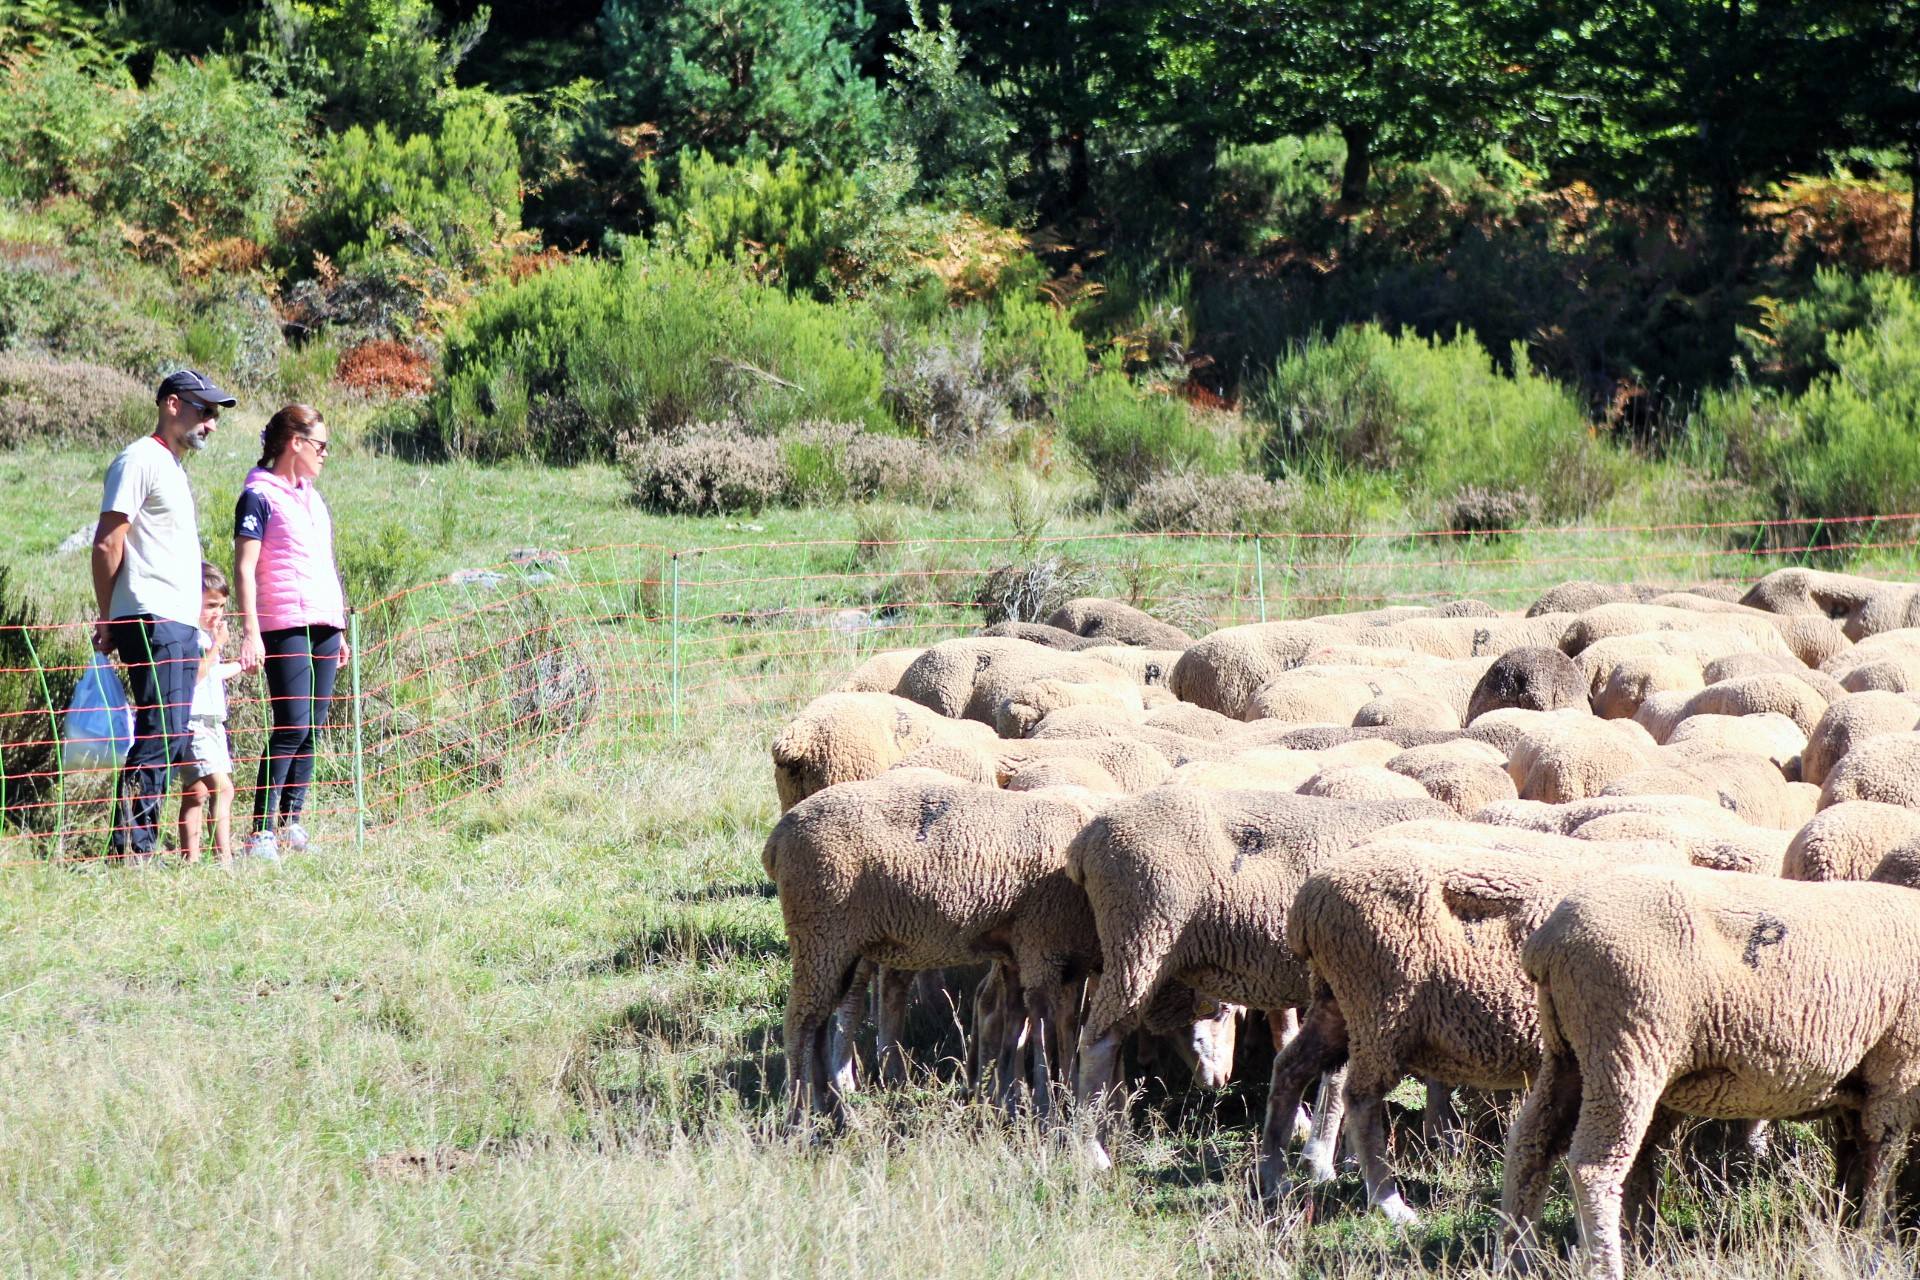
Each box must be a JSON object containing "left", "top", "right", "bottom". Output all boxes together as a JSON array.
[
  {"left": 1290, "top": 1106, "right": 1314, "bottom": 1147},
  {"left": 1079, "top": 1137, "right": 1113, "bottom": 1172},
  {"left": 1375, "top": 1191, "right": 1419, "bottom": 1227},
  {"left": 1304, "top": 1156, "right": 1338, "bottom": 1185}
]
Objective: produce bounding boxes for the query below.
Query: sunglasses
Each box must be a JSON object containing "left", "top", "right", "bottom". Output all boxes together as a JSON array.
[
  {"left": 181, "top": 399, "right": 220, "bottom": 421},
  {"left": 299, "top": 434, "right": 331, "bottom": 457}
]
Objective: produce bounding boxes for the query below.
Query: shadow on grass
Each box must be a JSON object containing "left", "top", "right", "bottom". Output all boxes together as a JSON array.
[
  {"left": 590, "top": 915, "right": 788, "bottom": 973},
  {"left": 667, "top": 881, "right": 779, "bottom": 904}
]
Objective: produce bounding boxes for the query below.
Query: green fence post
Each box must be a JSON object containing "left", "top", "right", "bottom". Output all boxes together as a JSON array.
[
  {"left": 349, "top": 608, "right": 367, "bottom": 857},
  {"left": 670, "top": 552, "right": 682, "bottom": 734},
  {"left": 1252, "top": 535, "right": 1268, "bottom": 624},
  {"left": 20, "top": 629, "right": 66, "bottom": 856}
]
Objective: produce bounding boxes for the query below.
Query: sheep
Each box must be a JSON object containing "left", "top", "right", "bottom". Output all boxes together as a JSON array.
[
  {"left": 1024, "top": 707, "right": 1227, "bottom": 767},
  {"left": 1672, "top": 671, "right": 1829, "bottom": 735},
  {"left": 1066, "top": 786, "right": 1453, "bottom": 1165},
  {"left": 1267, "top": 834, "right": 1695, "bottom": 1219},
  {"left": 895, "top": 736, "right": 1174, "bottom": 795},
  {"left": 1466, "top": 646, "right": 1589, "bottom": 723},
  {"left": 1354, "top": 692, "right": 1460, "bottom": 730},
  {"left": 1297, "top": 764, "right": 1434, "bottom": 803},
  {"left": 1598, "top": 749, "right": 1812, "bottom": 830},
  {"left": 1528, "top": 581, "right": 1668, "bottom": 615},
  {"left": 1504, "top": 866, "right": 1920, "bottom": 1280},
  {"left": 832, "top": 647, "right": 927, "bottom": 694},
  {"left": 1347, "top": 614, "right": 1574, "bottom": 662},
  {"left": 1702, "top": 652, "right": 1848, "bottom": 703},
  {"left": 772, "top": 691, "right": 998, "bottom": 811},
  {"left": 979, "top": 620, "right": 1103, "bottom": 650},
  {"left": 1245, "top": 665, "right": 1429, "bottom": 726},
  {"left": 1560, "top": 602, "right": 1831, "bottom": 664},
  {"left": 1259, "top": 723, "right": 1466, "bottom": 751},
  {"left": 1576, "top": 631, "right": 1781, "bottom": 705},
  {"left": 1819, "top": 731, "right": 1920, "bottom": 809},
  {"left": 1662, "top": 711, "right": 1807, "bottom": 778},
  {"left": 765, "top": 772, "right": 1109, "bottom": 1123},
  {"left": 1631, "top": 689, "right": 1696, "bottom": 743},
  {"left": 1045, "top": 598, "right": 1194, "bottom": 649},
  {"left": 1004, "top": 756, "right": 1128, "bottom": 794},
  {"left": 1782, "top": 801, "right": 1920, "bottom": 881},
  {"left": 1741, "top": 566, "right": 1920, "bottom": 639},
  {"left": 1079, "top": 645, "right": 1184, "bottom": 687},
  {"left": 1167, "top": 739, "right": 1403, "bottom": 792},
  {"left": 993, "top": 677, "right": 1146, "bottom": 738},
  {"left": 1143, "top": 701, "right": 1244, "bottom": 740},
  {"left": 1169, "top": 620, "right": 1353, "bottom": 716},
  {"left": 896, "top": 637, "right": 1142, "bottom": 726},
  {"left": 1820, "top": 627, "right": 1920, "bottom": 691},
  {"left": 1392, "top": 756, "right": 1518, "bottom": 815},
  {"left": 1802, "top": 692, "right": 1920, "bottom": 787},
  {"left": 1506, "top": 715, "right": 1660, "bottom": 804},
  {"left": 1475, "top": 794, "right": 1791, "bottom": 874}
]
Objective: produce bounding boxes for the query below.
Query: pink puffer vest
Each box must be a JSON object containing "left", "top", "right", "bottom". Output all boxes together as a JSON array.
[{"left": 244, "top": 467, "right": 346, "bottom": 632}]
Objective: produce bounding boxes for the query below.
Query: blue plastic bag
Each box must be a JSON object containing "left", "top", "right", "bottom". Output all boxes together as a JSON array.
[{"left": 63, "top": 652, "right": 133, "bottom": 771}]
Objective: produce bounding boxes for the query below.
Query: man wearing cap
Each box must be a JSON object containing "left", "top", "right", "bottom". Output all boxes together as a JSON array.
[{"left": 91, "top": 370, "right": 236, "bottom": 860}]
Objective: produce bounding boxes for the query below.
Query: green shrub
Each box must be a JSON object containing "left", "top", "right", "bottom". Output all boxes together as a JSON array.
[
  {"left": 0, "top": 47, "right": 132, "bottom": 201},
  {"left": 0, "top": 245, "right": 178, "bottom": 376},
  {"left": 304, "top": 98, "right": 521, "bottom": 271},
  {"left": 622, "top": 421, "right": 959, "bottom": 514},
  {"left": 262, "top": 0, "right": 485, "bottom": 133},
  {"left": 1255, "top": 324, "right": 1634, "bottom": 518},
  {"left": 651, "top": 150, "right": 854, "bottom": 297},
  {"left": 1764, "top": 275, "right": 1920, "bottom": 524},
  {"left": 431, "top": 251, "right": 885, "bottom": 462},
  {"left": 99, "top": 54, "right": 308, "bottom": 244},
  {"left": 0, "top": 354, "right": 149, "bottom": 449},
  {"left": 1210, "top": 131, "right": 1346, "bottom": 251},
  {"left": 1741, "top": 268, "right": 1890, "bottom": 392},
  {"left": 1058, "top": 359, "right": 1230, "bottom": 507},
  {"left": 884, "top": 0, "right": 1023, "bottom": 219},
  {"left": 986, "top": 296, "right": 1087, "bottom": 413}
]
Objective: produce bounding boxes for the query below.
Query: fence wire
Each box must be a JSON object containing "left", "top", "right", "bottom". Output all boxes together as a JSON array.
[{"left": 3, "top": 515, "right": 1918, "bottom": 864}]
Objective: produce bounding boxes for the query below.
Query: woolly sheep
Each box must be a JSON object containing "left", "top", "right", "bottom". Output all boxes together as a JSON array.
[
  {"left": 1662, "top": 711, "right": 1807, "bottom": 778},
  {"left": 1269, "top": 835, "right": 1695, "bottom": 1220},
  {"left": 1261, "top": 723, "right": 1466, "bottom": 751},
  {"left": 1781, "top": 801, "right": 1920, "bottom": 881},
  {"left": 895, "top": 736, "right": 1174, "bottom": 795},
  {"left": 1802, "top": 692, "right": 1920, "bottom": 787},
  {"left": 1560, "top": 602, "right": 1815, "bottom": 662},
  {"left": 1741, "top": 566, "right": 1920, "bottom": 639},
  {"left": 1592, "top": 654, "right": 1707, "bottom": 719},
  {"left": 1598, "top": 749, "right": 1811, "bottom": 830},
  {"left": 1067, "top": 786, "right": 1452, "bottom": 1164},
  {"left": 1394, "top": 757, "right": 1517, "bottom": 815},
  {"left": 1465, "top": 646, "right": 1589, "bottom": 723},
  {"left": 1702, "top": 653, "right": 1848, "bottom": 703},
  {"left": 1169, "top": 620, "right": 1351, "bottom": 716},
  {"left": 1674, "top": 671, "right": 1829, "bottom": 735},
  {"left": 832, "top": 647, "right": 927, "bottom": 694},
  {"left": 1353, "top": 692, "right": 1459, "bottom": 730},
  {"left": 1527, "top": 580, "right": 1668, "bottom": 616},
  {"left": 1347, "top": 614, "right": 1573, "bottom": 662},
  {"left": 1245, "top": 664, "right": 1427, "bottom": 725},
  {"left": 1144, "top": 701, "right": 1243, "bottom": 740},
  {"left": 1506, "top": 716, "right": 1659, "bottom": 804},
  {"left": 1475, "top": 794, "right": 1790, "bottom": 874},
  {"left": 1045, "top": 598, "right": 1193, "bottom": 649},
  {"left": 765, "top": 772, "right": 1106, "bottom": 1122},
  {"left": 1819, "top": 731, "right": 1920, "bottom": 809},
  {"left": 1024, "top": 707, "right": 1226, "bottom": 767},
  {"left": 993, "top": 677, "right": 1145, "bottom": 738},
  {"left": 1004, "top": 756, "right": 1128, "bottom": 794},
  {"left": 1297, "top": 764, "right": 1433, "bottom": 803},
  {"left": 772, "top": 691, "right": 998, "bottom": 811},
  {"left": 978, "top": 620, "right": 1103, "bottom": 650},
  {"left": 896, "top": 637, "right": 1141, "bottom": 725},
  {"left": 1078, "top": 645, "right": 1185, "bottom": 687},
  {"left": 1822, "top": 628, "right": 1920, "bottom": 692},
  {"left": 1505, "top": 867, "right": 1920, "bottom": 1279},
  {"left": 1631, "top": 689, "right": 1696, "bottom": 743},
  {"left": 1575, "top": 631, "right": 1781, "bottom": 704},
  {"left": 1167, "top": 739, "right": 1403, "bottom": 792}
]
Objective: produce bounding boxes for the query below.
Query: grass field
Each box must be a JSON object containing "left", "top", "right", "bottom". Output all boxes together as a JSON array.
[{"left": 8, "top": 427, "right": 1920, "bottom": 1277}]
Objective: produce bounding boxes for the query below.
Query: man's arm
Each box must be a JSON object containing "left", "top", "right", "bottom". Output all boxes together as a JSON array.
[{"left": 90, "top": 513, "right": 130, "bottom": 650}]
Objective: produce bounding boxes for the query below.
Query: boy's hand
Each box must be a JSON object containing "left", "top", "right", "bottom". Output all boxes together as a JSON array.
[{"left": 239, "top": 630, "right": 266, "bottom": 674}]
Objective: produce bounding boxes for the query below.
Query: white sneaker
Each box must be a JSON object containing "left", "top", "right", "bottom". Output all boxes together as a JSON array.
[
  {"left": 244, "top": 830, "right": 279, "bottom": 862},
  {"left": 278, "top": 822, "right": 310, "bottom": 855}
]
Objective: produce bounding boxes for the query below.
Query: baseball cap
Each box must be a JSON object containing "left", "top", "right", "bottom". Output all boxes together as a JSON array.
[{"left": 155, "top": 369, "right": 237, "bottom": 409}]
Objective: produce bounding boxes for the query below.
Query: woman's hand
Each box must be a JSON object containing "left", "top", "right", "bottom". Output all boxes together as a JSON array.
[
  {"left": 239, "top": 629, "right": 266, "bottom": 674},
  {"left": 338, "top": 637, "right": 351, "bottom": 666}
]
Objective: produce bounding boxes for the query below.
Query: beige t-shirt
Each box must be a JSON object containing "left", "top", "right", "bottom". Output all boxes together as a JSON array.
[{"left": 101, "top": 435, "right": 201, "bottom": 626}]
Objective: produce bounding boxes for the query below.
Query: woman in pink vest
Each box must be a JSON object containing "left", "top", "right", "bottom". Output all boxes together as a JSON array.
[{"left": 233, "top": 404, "right": 348, "bottom": 861}]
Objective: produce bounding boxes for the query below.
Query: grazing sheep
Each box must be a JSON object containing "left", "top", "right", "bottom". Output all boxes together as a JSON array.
[
  {"left": 1261, "top": 723, "right": 1466, "bottom": 751},
  {"left": 1506, "top": 716, "right": 1659, "bottom": 804},
  {"left": 1297, "top": 764, "right": 1434, "bottom": 803},
  {"left": 1466, "top": 646, "right": 1589, "bottom": 723},
  {"left": 1819, "top": 731, "right": 1920, "bottom": 809},
  {"left": 1782, "top": 801, "right": 1920, "bottom": 882},
  {"left": 1144, "top": 701, "right": 1244, "bottom": 740},
  {"left": 772, "top": 691, "right": 998, "bottom": 811},
  {"left": 979, "top": 620, "right": 1103, "bottom": 650},
  {"left": 1394, "top": 757, "right": 1518, "bottom": 815},
  {"left": 1079, "top": 645, "right": 1184, "bottom": 687},
  {"left": 1741, "top": 566, "right": 1920, "bottom": 639},
  {"left": 1046, "top": 598, "right": 1193, "bottom": 649},
  {"left": 1662, "top": 712, "right": 1807, "bottom": 778},
  {"left": 1591, "top": 654, "right": 1706, "bottom": 720},
  {"left": 1802, "top": 692, "right": 1920, "bottom": 787},
  {"left": 1821, "top": 627, "right": 1920, "bottom": 689},
  {"left": 1004, "top": 756, "right": 1128, "bottom": 794},
  {"left": 895, "top": 736, "right": 1174, "bottom": 795},
  {"left": 1575, "top": 631, "right": 1778, "bottom": 706},
  {"left": 1246, "top": 665, "right": 1428, "bottom": 726},
  {"left": 896, "top": 637, "right": 1140, "bottom": 725},
  {"left": 1354, "top": 692, "right": 1460, "bottom": 730},
  {"left": 1348, "top": 614, "right": 1574, "bottom": 662},
  {"left": 1268, "top": 835, "right": 1693, "bottom": 1219},
  {"left": 1560, "top": 602, "right": 1817, "bottom": 663},
  {"left": 766, "top": 772, "right": 1106, "bottom": 1123},
  {"left": 1024, "top": 707, "right": 1226, "bottom": 767},
  {"left": 1598, "top": 749, "right": 1811, "bottom": 830},
  {"left": 832, "top": 647, "right": 928, "bottom": 694},
  {"left": 1475, "top": 794, "right": 1790, "bottom": 874},
  {"left": 993, "top": 677, "right": 1145, "bottom": 738},
  {"left": 1674, "top": 671, "right": 1829, "bottom": 735},
  {"left": 1527, "top": 581, "right": 1669, "bottom": 616},
  {"left": 1702, "top": 652, "right": 1848, "bottom": 703},
  {"left": 1066, "top": 786, "right": 1452, "bottom": 1164},
  {"left": 1169, "top": 620, "right": 1351, "bottom": 717},
  {"left": 1167, "top": 739, "right": 1403, "bottom": 792},
  {"left": 1505, "top": 867, "right": 1920, "bottom": 1280},
  {"left": 1631, "top": 689, "right": 1696, "bottom": 743}
]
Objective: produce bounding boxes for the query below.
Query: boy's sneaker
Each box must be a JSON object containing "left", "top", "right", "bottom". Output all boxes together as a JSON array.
[
  {"left": 278, "top": 822, "right": 310, "bottom": 855},
  {"left": 243, "top": 830, "right": 279, "bottom": 862}
]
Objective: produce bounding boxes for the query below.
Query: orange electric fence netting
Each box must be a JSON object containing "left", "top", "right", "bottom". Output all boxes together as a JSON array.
[{"left": 3, "top": 514, "right": 1918, "bottom": 865}]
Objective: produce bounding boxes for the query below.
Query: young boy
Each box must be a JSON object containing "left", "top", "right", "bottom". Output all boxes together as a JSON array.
[{"left": 178, "top": 562, "right": 242, "bottom": 864}]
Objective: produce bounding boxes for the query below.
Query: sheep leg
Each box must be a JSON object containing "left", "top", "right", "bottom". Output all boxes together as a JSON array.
[
  {"left": 874, "top": 965, "right": 914, "bottom": 1088},
  {"left": 1302, "top": 1065, "right": 1349, "bottom": 1184},
  {"left": 1565, "top": 1079, "right": 1664, "bottom": 1280},
  {"left": 784, "top": 954, "right": 862, "bottom": 1127},
  {"left": 1075, "top": 1026, "right": 1125, "bottom": 1171},
  {"left": 969, "top": 964, "right": 1007, "bottom": 1102},
  {"left": 1423, "top": 1079, "right": 1464, "bottom": 1159},
  {"left": 1258, "top": 996, "right": 1348, "bottom": 1202},
  {"left": 1852, "top": 1104, "right": 1910, "bottom": 1236},
  {"left": 1500, "top": 1048, "right": 1583, "bottom": 1268},
  {"left": 1345, "top": 1075, "right": 1419, "bottom": 1227},
  {"left": 1272, "top": 1006, "right": 1301, "bottom": 1049},
  {"left": 820, "top": 977, "right": 870, "bottom": 1125},
  {"left": 993, "top": 968, "right": 1032, "bottom": 1115},
  {"left": 1623, "top": 1105, "right": 1682, "bottom": 1248}
]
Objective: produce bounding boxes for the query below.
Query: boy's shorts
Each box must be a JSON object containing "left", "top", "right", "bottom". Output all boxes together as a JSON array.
[{"left": 179, "top": 715, "right": 232, "bottom": 785}]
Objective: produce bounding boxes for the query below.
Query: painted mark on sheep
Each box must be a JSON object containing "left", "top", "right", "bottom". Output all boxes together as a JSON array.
[
  {"left": 1472, "top": 628, "right": 1492, "bottom": 655},
  {"left": 893, "top": 708, "right": 912, "bottom": 743},
  {"left": 916, "top": 796, "right": 951, "bottom": 843},
  {"left": 1742, "top": 914, "right": 1787, "bottom": 969},
  {"left": 1230, "top": 826, "right": 1265, "bottom": 874},
  {"left": 975, "top": 652, "right": 993, "bottom": 672},
  {"left": 1717, "top": 790, "right": 1739, "bottom": 812}
]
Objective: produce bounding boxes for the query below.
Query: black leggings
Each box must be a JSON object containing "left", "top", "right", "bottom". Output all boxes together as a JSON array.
[{"left": 253, "top": 624, "right": 342, "bottom": 829}]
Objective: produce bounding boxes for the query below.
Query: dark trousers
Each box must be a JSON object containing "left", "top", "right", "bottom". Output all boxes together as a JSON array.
[
  {"left": 110, "top": 616, "right": 199, "bottom": 855},
  {"left": 254, "top": 624, "right": 343, "bottom": 829}
]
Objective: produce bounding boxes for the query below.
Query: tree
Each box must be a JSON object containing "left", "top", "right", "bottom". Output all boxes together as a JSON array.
[
  {"left": 598, "top": 0, "right": 885, "bottom": 168},
  {"left": 264, "top": 0, "right": 488, "bottom": 132},
  {"left": 885, "top": 0, "right": 1024, "bottom": 217}
]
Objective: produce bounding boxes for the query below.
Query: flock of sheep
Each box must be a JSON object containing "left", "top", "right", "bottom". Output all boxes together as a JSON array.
[{"left": 759, "top": 567, "right": 1920, "bottom": 1278}]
